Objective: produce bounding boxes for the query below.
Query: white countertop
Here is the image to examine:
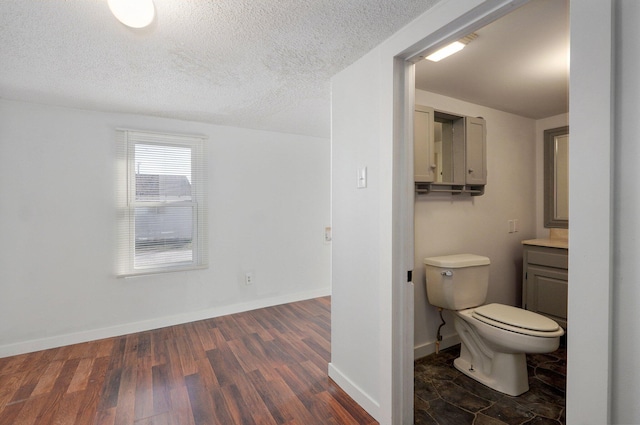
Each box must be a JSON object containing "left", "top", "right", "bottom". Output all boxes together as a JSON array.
[{"left": 522, "top": 238, "right": 568, "bottom": 249}]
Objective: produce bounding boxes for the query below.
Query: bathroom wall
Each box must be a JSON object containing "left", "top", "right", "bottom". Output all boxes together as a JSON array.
[
  {"left": 0, "top": 98, "right": 331, "bottom": 357},
  {"left": 413, "top": 89, "right": 538, "bottom": 358}
]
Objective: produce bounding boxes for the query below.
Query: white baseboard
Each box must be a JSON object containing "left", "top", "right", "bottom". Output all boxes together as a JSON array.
[
  {"left": 413, "top": 333, "right": 460, "bottom": 360},
  {"left": 0, "top": 287, "right": 331, "bottom": 359},
  {"left": 327, "top": 362, "right": 380, "bottom": 420}
]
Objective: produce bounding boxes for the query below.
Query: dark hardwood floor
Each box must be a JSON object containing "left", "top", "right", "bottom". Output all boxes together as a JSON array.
[{"left": 0, "top": 296, "right": 377, "bottom": 425}]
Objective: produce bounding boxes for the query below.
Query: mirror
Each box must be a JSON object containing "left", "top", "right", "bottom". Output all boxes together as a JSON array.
[
  {"left": 544, "top": 126, "right": 569, "bottom": 228},
  {"left": 433, "top": 112, "right": 465, "bottom": 184},
  {"left": 433, "top": 120, "right": 452, "bottom": 182}
]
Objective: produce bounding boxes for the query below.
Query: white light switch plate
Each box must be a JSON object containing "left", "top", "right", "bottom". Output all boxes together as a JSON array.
[{"left": 357, "top": 166, "right": 367, "bottom": 188}]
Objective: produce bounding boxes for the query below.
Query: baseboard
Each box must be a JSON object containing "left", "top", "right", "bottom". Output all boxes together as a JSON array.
[
  {"left": 414, "top": 333, "right": 461, "bottom": 360},
  {"left": 0, "top": 287, "right": 331, "bottom": 358},
  {"left": 327, "top": 362, "right": 380, "bottom": 420}
]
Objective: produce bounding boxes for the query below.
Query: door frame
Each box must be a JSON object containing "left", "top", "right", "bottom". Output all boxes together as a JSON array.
[{"left": 391, "top": 2, "right": 531, "bottom": 421}]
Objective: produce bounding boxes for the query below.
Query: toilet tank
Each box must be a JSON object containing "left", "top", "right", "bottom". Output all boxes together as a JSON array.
[{"left": 424, "top": 254, "right": 490, "bottom": 310}]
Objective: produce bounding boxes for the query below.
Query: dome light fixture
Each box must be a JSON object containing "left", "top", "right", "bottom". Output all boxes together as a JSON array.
[{"left": 108, "top": 0, "right": 155, "bottom": 29}]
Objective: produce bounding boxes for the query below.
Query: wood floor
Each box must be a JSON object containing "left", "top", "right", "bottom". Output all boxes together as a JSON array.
[{"left": 0, "top": 296, "right": 377, "bottom": 425}]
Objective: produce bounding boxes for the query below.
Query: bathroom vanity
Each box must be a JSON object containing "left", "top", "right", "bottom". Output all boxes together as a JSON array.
[{"left": 522, "top": 237, "right": 568, "bottom": 329}]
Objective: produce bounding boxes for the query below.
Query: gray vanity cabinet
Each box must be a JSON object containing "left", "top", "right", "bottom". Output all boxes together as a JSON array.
[{"left": 522, "top": 244, "right": 568, "bottom": 329}]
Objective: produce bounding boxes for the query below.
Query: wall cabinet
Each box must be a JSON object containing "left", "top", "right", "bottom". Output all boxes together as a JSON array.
[
  {"left": 414, "top": 105, "right": 486, "bottom": 195},
  {"left": 414, "top": 105, "right": 436, "bottom": 183},
  {"left": 522, "top": 244, "right": 568, "bottom": 329}
]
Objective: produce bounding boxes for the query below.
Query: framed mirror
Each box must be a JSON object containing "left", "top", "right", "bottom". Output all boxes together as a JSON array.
[{"left": 544, "top": 126, "right": 569, "bottom": 228}]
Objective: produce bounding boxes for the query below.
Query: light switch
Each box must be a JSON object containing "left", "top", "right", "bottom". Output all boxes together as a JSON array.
[{"left": 357, "top": 166, "right": 367, "bottom": 189}]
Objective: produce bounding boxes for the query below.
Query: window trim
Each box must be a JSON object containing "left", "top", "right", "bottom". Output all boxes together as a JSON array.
[{"left": 116, "top": 129, "right": 208, "bottom": 277}]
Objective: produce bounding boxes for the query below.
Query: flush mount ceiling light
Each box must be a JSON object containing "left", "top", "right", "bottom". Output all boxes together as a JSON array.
[
  {"left": 425, "top": 33, "right": 478, "bottom": 62},
  {"left": 108, "top": 0, "right": 155, "bottom": 29}
]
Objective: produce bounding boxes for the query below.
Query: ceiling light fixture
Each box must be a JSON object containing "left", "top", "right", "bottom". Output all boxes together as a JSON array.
[
  {"left": 425, "top": 33, "right": 478, "bottom": 62},
  {"left": 108, "top": 0, "right": 155, "bottom": 29}
]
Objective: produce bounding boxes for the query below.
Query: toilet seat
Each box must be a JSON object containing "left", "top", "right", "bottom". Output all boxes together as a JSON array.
[{"left": 472, "top": 303, "right": 563, "bottom": 337}]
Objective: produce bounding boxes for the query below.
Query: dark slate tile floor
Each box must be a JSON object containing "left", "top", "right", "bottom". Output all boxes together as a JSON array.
[{"left": 414, "top": 342, "right": 566, "bottom": 425}]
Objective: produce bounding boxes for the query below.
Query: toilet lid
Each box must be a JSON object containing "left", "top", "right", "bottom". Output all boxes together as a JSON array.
[{"left": 473, "top": 303, "right": 561, "bottom": 335}]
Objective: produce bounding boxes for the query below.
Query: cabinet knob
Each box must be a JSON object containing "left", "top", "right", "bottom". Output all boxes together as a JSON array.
[
  {"left": 430, "top": 164, "right": 436, "bottom": 169},
  {"left": 468, "top": 168, "right": 474, "bottom": 174}
]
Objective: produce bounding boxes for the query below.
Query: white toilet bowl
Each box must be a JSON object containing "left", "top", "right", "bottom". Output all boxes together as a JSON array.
[{"left": 452, "top": 304, "right": 564, "bottom": 396}]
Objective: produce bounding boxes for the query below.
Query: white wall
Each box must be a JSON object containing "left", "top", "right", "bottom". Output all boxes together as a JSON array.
[
  {"left": 535, "top": 113, "right": 569, "bottom": 238},
  {"left": 0, "top": 98, "right": 331, "bottom": 357},
  {"left": 612, "top": 1, "right": 640, "bottom": 422},
  {"left": 329, "top": 47, "right": 383, "bottom": 416},
  {"left": 413, "top": 90, "right": 537, "bottom": 358}
]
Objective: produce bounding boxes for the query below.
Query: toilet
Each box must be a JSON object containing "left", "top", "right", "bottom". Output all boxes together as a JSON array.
[{"left": 424, "top": 253, "right": 564, "bottom": 396}]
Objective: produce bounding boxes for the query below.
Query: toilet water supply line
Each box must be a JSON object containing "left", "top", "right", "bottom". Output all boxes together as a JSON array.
[{"left": 436, "top": 307, "right": 446, "bottom": 354}]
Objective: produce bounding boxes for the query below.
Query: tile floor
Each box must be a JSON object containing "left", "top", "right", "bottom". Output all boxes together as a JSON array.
[{"left": 414, "top": 343, "right": 566, "bottom": 425}]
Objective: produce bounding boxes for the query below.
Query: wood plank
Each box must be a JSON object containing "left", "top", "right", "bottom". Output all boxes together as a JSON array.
[
  {"left": 33, "top": 358, "right": 80, "bottom": 424},
  {"left": 113, "top": 365, "right": 137, "bottom": 425},
  {"left": 48, "top": 391, "right": 83, "bottom": 425},
  {"left": 66, "top": 358, "right": 94, "bottom": 394},
  {"left": 220, "top": 384, "right": 258, "bottom": 425},
  {"left": 133, "top": 356, "right": 154, "bottom": 421},
  {"left": 73, "top": 355, "right": 110, "bottom": 425},
  {"left": 184, "top": 373, "right": 216, "bottom": 425},
  {"left": 0, "top": 373, "right": 25, "bottom": 410},
  {"left": 30, "top": 360, "right": 64, "bottom": 396},
  {"left": 205, "top": 347, "right": 244, "bottom": 388},
  {"left": 151, "top": 364, "right": 171, "bottom": 416},
  {"left": 167, "top": 386, "right": 195, "bottom": 425}
]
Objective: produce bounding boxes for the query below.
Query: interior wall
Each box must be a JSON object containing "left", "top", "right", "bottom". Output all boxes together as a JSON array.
[
  {"left": 612, "top": 1, "right": 640, "bottom": 422},
  {"left": 413, "top": 90, "right": 537, "bottom": 358},
  {"left": 0, "top": 98, "right": 331, "bottom": 357},
  {"left": 329, "top": 47, "right": 383, "bottom": 418},
  {"left": 534, "top": 113, "right": 569, "bottom": 238}
]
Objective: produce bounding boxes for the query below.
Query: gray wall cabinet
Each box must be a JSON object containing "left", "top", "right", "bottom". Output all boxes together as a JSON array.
[{"left": 414, "top": 105, "right": 486, "bottom": 195}]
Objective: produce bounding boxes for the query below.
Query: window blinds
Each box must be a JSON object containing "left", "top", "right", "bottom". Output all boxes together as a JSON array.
[{"left": 116, "top": 129, "right": 208, "bottom": 277}]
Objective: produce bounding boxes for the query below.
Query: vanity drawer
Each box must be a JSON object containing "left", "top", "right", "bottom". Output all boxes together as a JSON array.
[{"left": 525, "top": 246, "right": 568, "bottom": 270}]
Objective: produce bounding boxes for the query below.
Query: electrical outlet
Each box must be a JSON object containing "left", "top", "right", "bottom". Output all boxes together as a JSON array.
[{"left": 245, "top": 272, "right": 254, "bottom": 285}]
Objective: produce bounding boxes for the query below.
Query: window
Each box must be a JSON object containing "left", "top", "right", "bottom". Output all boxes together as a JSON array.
[{"left": 116, "top": 129, "right": 208, "bottom": 276}]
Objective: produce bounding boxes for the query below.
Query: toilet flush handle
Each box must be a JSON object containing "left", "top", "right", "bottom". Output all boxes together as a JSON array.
[{"left": 441, "top": 270, "right": 453, "bottom": 277}]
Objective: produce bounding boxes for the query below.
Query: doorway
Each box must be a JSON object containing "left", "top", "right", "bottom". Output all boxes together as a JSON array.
[{"left": 391, "top": 1, "right": 613, "bottom": 423}]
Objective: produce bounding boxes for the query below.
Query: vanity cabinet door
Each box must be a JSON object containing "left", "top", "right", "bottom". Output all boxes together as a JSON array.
[
  {"left": 465, "top": 117, "right": 487, "bottom": 185},
  {"left": 524, "top": 265, "right": 568, "bottom": 328},
  {"left": 522, "top": 244, "right": 568, "bottom": 329},
  {"left": 414, "top": 105, "right": 435, "bottom": 183}
]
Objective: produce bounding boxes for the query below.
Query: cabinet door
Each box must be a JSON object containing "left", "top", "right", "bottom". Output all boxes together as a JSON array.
[
  {"left": 525, "top": 265, "right": 568, "bottom": 327},
  {"left": 414, "top": 105, "right": 435, "bottom": 183},
  {"left": 465, "top": 116, "right": 487, "bottom": 185}
]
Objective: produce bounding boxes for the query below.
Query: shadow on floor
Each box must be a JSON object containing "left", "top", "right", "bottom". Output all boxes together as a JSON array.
[{"left": 414, "top": 343, "right": 566, "bottom": 425}]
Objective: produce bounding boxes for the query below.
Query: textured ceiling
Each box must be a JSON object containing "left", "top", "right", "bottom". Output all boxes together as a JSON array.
[
  {"left": 415, "top": 0, "right": 569, "bottom": 119},
  {"left": 0, "top": 0, "right": 441, "bottom": 138}
]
